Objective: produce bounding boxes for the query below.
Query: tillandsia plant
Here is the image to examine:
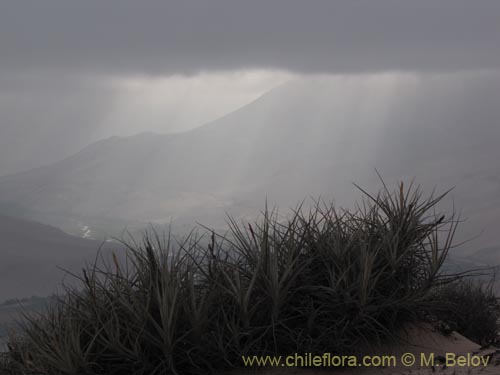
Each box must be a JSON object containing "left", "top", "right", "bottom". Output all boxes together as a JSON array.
[{"left": 4, "top": 181, "right": 493, "bottom": 375}]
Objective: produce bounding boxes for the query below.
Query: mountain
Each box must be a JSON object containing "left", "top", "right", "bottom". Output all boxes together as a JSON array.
[
  {"left": 0, "top": 215, "right": 115, "bottom": 301},
  {"left": 1, "top": 74, "right": 500, "bottom": 252}
]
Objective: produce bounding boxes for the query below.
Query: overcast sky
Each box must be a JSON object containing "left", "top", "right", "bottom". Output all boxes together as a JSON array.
[
  {"left": 2, "top": 0, "right": 500, "bottom": 75},
  {"left": 1, "top": 1, "right": 500, "bottom": 176}
]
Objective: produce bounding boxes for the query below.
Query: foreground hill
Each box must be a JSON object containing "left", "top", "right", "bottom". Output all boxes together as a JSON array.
[
  {"left": 1, "top": 74, "right": 500, "bottom": 252},
  {"left": 0, "top": 215, "right": 111, "bottom": 301}
]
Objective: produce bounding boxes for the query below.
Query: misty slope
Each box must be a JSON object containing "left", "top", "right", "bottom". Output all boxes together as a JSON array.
[
  {"left": 0, "top": 215, "right": 108, "bottom": 301},
  {"left": 1, "top": 73, "right": 500, "bottom": 252}
]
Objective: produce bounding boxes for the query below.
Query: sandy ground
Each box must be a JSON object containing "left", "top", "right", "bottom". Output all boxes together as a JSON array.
[{"left": 225, "top": 324, "right": 500, "bottom": 375}]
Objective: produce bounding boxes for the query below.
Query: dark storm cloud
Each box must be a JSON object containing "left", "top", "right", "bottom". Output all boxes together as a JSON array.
[{"left": 1, "top": 0, "right": 499, "bottom": 76}]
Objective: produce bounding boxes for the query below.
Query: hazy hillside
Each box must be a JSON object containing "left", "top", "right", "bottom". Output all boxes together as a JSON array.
[
  {"left": 0, "top": 215, "right": 114, "bottom": 301},
  {"left": 1, "top": 74, "right": 500, "bottom": 253}
]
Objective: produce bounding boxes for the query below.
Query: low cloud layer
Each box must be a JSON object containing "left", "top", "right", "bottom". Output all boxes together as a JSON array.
[
  {"left": 1, "top": 0, "right": 499, "bottom": 76},
  {"left": 1, "top": 1, "right": 500, "bottom": 176}
]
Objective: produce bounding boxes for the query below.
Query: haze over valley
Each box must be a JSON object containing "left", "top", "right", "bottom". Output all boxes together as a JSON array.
[
  {"left": 1, "top": 0, "right": 500, "bottom": 302},
  {"left": 2, "top": 73, "right": 500, "bottom": 261}
]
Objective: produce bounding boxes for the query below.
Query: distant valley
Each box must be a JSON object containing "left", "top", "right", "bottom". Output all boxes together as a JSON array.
[{"left": 1, "top": 75, "right": 500, "bottom": 273}]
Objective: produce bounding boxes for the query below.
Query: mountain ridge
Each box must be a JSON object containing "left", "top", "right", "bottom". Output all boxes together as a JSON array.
[
  {"left": 0, "top": 214, "right": 112, "bottom": 301},
  {"left": 1, "top": 75, "right": 500, "bottom": 251}
]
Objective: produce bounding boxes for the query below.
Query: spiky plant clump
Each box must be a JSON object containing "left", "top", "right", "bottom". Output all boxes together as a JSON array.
[
  {"left": 432, "top": 278, "right": 500, "bottom": 346},
  {"left": 3, "top": 182, "right": 477, "bottom": 375}
]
